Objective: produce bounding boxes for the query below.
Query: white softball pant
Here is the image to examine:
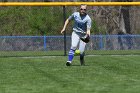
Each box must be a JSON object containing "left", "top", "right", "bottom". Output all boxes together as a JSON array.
[{"left": 70, "top": 31, "right": 86, "bottom": 54}]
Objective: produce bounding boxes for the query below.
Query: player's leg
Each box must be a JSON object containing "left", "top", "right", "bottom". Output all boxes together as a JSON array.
[
  {"left": 79, "top": 40, "right": 86, "bottom": 66},
  {"left": 66, "top": 32, "right": 80, "bottom": 66}
]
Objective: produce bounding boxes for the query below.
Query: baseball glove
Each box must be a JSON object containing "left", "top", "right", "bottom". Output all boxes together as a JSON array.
[{"left": 80, "top": 34, "right": 90, "bottom": 43}]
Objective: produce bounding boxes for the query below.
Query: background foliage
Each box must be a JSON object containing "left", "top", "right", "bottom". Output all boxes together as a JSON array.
[
  {"left": 0, "top": 6, "right": 64, "bottom": 36},
  {"left": 0, "top": 0, "right": 140, "bottom": 36}
]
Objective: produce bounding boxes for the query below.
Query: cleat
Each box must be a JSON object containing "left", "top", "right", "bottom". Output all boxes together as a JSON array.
[{"left": 66, "top": 61, "right": 71, "bottom": 66}]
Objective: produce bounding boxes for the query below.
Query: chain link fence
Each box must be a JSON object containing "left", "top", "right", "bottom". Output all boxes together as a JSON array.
[{"left": 0, "top": 6, "right": 140, "bottom": 57}]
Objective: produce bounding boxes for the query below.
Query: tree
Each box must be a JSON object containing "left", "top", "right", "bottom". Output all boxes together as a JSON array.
[{"left": 118, "top": 0, "right": 132, "bottom": 34}]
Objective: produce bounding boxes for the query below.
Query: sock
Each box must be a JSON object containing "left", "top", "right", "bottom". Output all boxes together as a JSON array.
[
  {"left": 68, "top": 49, "right": 75, "bottom": 63},
  {"left": 80, "top": 52, "right": 85, "bottom": 61}
]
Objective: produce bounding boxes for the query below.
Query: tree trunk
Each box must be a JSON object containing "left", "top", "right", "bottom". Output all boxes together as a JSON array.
[
  {"left": 118, "top": 0, "right": 132, "bottom": 34},
  {"left": 121, "top": 6, "right": 131, "bottom": 34}
]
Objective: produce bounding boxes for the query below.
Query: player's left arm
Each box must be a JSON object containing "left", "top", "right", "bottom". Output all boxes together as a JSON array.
[
  {"left": 86, "top": 17, "right": 92, "bottom": 36},
  {"left": 86, "top": 28, "right": 91, "bottom": 36}
]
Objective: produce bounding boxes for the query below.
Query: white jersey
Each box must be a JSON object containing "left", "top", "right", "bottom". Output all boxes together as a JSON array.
[{"left": 68, "top": 12, "right": 91, "bottom": 37}]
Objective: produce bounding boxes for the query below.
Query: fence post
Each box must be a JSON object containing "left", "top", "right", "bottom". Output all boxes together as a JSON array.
[
  {"left": 99, "top": 35, "right": 103, "bottom": 50},
  {"left": 44, "top": 35, "right": 47, "bottom": 51},
  {"left": 63, "top": 6, "right": 67, "bottom": 56}
]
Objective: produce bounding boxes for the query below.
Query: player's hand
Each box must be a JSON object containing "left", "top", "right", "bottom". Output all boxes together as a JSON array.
[{"left": 61, "top": 29, "right": 65, "bottom": 34}]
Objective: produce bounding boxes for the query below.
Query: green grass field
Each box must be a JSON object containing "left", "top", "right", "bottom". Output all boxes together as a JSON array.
[
  {"left": 0, "top": 55, "right": 140, "bottom": 93},
  {"left": 1, "top": 50, "right": 140, "bottom": 57}
]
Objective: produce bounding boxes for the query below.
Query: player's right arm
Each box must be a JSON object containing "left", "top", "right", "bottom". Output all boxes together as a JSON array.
[
  {"left": 61, "top": 12, "right": 75, "bottom": 34},
  {"left": 61, "top": 19, "right": 70, "bottom": 34}
]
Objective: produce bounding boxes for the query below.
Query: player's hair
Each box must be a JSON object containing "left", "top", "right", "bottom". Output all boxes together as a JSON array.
[{"left": 80, "top": 4, "right": 87, "bottom": 8}]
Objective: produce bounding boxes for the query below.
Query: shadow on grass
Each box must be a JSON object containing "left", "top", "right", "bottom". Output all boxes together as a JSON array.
[{"left": 70, "top": 64, "right": 90, "bottom": 67}]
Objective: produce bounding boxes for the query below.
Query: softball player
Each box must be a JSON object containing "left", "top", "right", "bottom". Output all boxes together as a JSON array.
[{"left": 61, "top": 4, "right": 92, "bottom": 66}]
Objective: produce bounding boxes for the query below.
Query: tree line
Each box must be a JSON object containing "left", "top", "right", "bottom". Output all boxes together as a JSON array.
[{"left": 0, "top": 0, "right": 140, "bottom": 36}]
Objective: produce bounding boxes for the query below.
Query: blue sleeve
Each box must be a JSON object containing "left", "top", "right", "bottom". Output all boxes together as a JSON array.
[
  {"left": 87, "top": 18, "right": 92, "bottom": 29},
  {"left": 68, "top": 13, "right": 74, "bottom": 20}
]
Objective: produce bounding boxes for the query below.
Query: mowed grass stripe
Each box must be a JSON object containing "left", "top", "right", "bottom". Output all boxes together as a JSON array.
[{"left": 0, "top": 56, "right": 140, "bottom": 93}]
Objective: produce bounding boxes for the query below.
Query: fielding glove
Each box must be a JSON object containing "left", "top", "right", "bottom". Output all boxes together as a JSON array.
[{"left": 80, "top": 34, "right": 90, "bottom": 43}]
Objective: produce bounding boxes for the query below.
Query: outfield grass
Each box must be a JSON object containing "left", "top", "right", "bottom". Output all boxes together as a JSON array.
[
  {"left": 1, "top": 50, "right": 140, "bottom": 57},
  {"left": 0, "top": 55, "right": 140, "bottom": 93}
]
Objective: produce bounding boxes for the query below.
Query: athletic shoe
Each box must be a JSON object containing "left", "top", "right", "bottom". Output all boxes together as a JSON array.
[{"left": 66, "top": 61, "right": 71, "bottom": 66}]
